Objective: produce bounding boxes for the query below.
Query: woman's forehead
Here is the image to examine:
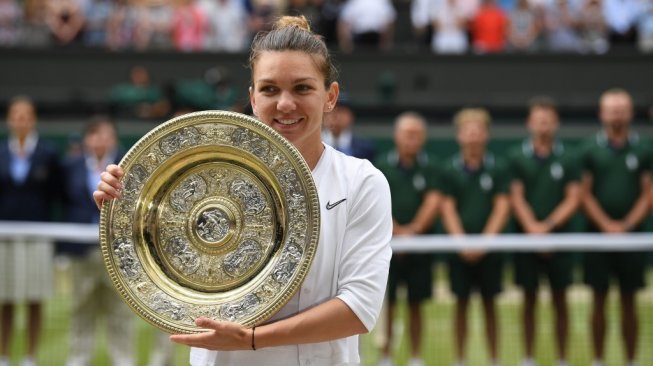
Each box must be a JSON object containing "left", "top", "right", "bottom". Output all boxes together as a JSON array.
[{"left": 253, "top": 51, "right": 323, "bottom": 81}]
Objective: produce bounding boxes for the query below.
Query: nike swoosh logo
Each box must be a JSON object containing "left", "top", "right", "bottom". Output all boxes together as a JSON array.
[{"left": 326, "top": 198, "right": 346, "bottom": 210}]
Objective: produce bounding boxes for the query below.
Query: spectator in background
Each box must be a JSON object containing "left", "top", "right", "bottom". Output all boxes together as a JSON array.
[
  {"left": 440, "top": 108, "right": 510, "bottom": 366},
  {"left": 322, "top": 93, "right": 376, "bottom": 161},
  {"left": 106, "top": 0, "right": 138, "bottom": 50},
  {"left": 59, "top": 117, "right": 135, "bottom": 366},
  {"left": 136, "top": 0, "right": 173, "bottom": 50},
  {"left": 471, "top": 0, "right": 508, "bottom": 53},
  {"left": 602, "top": 0, "right": 639, "bottom": 45},
  {"left": 458, "top": 0, "right": 482, "bottom": 22},
  {"left": 578, "top": 0, "right": 609, "bottom": 54},
  {"left": 81, "top": 0, "right": 113, "bottom": 48},
  {"left": 507, "top": 0, "right": 541, "bottom": 52},
  {"left": 580, "top": 88, "right": 651, "bottom": 366},
  {"left": 376, "top": 112, "right": 441, "bottom": 366},
  {"left": 108, "top": 65, "right": 170, "bottom": 119},
  {"left": 248, "top": 0, "right": 280, "bottom": 38},
  {"left": 46, "top": 0, "right": 85, "bottom": 46},
  {"left": 507, "top": 97, "right": 581, "bottom": 366},
  {"left": 317, "top": 0, "right": 346, "bottom": 45},
  {"left": 173, "top": 65, "right": 243, "bottom": 112},
  {"left": 431, "top": 0, "right": 469, "bottom": 54},
  {"left": 171, "top": 0, "right": 206, "bottom": 52},
  {"left": 202, "top": 0, "right": 250, "bottom": 52},
  {"left": 337, "top": 0, "right": 396, "bottom": 53},
  {"left": 0, "top": 96, "right": 60, "bottom": 366},
  {"left": 0, "top": 0, "right": 22, "bottom": 47},
  {"left": 410, "top": 0, "right": 436, "bottom": 49},
  {"left": 20, "top": 0, "right": 51, "bottom": 47},
  {"left": 636, "top": 0, "right": 653, "bottom": 53},
  {"left": 543, "top": 0, "right": 581, "bottom": 52}
]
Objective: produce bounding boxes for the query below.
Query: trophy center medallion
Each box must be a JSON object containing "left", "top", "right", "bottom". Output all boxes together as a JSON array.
[{"left": 188, "top": 198, "right": 242, "bottom": 254}]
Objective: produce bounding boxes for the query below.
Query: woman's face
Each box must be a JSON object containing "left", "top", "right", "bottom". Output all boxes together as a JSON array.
[
  {"left": 250, "top": 51, "right": 338, "bottom": 155},
  {"left": 7, "top": 101, "right": 37, "bottom": 139}
]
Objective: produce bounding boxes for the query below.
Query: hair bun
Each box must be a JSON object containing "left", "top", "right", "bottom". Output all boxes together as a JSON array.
[{"left": 274, "top": 15, "right": 311, "bottom": 32}]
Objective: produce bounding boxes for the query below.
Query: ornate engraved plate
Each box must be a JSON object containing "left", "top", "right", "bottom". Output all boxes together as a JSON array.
[{"left": 100, "top": 111, "right": 320, "bottom": 334}]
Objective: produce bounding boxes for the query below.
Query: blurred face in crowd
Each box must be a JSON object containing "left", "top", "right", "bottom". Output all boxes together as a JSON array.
[
  {"left": 457, "top": 118, "right": 488, "bottom": 157},
  {"left": 84, "top": 122, "right": 117, "bottom": 160},
  {"left": 600, "top": 91, "right": 633, "bottom": 136},
  {"left": 130, "top": 66, "right": 150, "bottom": 87},
  {"left": 250, "top": 51, "right": 339, "bottom": 156},
  {"left": 7, "top": 100, "right": 37, "bottom": 140},
  {"left": 527, "top": 106, "right": 559, "bottom": 140},
  {"left": 323, "top": 105, "right": 353, "bottom": 138},
  {"left": 394, "top": 114, "right": 426, "bottom": 160}
]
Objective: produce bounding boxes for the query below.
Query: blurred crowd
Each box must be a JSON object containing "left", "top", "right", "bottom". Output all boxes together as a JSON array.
[{"left": 0, "top": 0, "right": 652, "bottom": 54}]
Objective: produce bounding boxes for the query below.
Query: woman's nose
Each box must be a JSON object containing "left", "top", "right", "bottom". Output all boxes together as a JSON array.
[{"left": 276, "top": 91, "right": 296, "bottom": 113}]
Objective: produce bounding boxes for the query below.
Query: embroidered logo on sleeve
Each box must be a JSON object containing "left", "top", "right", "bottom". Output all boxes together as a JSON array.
[{"left": 326, "top": 198, "right": 346, "bottom": 210}]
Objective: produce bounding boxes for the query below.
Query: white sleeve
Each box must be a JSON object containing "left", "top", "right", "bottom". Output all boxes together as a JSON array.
[{"left": 335, "top": 165, "right": 393, "bottom": 332}]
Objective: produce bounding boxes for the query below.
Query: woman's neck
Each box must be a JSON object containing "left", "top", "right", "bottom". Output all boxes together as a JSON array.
[{"left": 301, "top": 142, "right": 325, "bottom": 170}]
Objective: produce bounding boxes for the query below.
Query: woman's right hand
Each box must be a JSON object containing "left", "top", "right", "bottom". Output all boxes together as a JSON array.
[{"left": 93, "top": 164, "right": 125, "bottom": 209}]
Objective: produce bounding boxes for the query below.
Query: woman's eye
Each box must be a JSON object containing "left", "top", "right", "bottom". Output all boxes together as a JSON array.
[
  {"left": 295, "top": 84, "right": 312, "bottom": 92},
  {"left": 259, "top": 86, "right": 277, "bottom": 93}
]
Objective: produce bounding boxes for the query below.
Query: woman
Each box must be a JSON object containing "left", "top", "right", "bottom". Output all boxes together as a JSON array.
[
  {"left": 93, "top": 16, "right": 393, "bottom": 366},
  {"left": 1, "top": 96, "right": 60, "bottom": 366}
]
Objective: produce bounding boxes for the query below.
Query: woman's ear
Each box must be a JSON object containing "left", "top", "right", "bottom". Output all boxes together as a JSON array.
[
  {"left": 325, "top": 82, "right": 340, "bottom": 112},
  {"left": 249, "top": 86, "right": 257, "bottom": 116}
]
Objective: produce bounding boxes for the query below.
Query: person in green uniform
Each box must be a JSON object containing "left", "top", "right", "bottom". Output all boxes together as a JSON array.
[
  {"left": 440, "top": 108, "right": 510, "bottom": 366},
  {"left": 376, "top": 112, "right": 441, "bottom": 366},
  {"left": 507, "top": 97, "right": 581, "bottom": 366},
  {"left": 581, "top": 88, "right": 652, "bottom": 366}
]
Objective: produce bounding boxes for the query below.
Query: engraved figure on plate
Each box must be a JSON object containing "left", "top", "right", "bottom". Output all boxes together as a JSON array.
[
  {"left": 165, "top": 236, "right": 200, "bottom": 274},
  {"left": 170, "top": 175, "right": 207, "bottom": 212},
  {"left": 222, "top": 239, "right": 263, "bottom": 277},
  {"left": 219, "top": 293, "right": 260, "bottom": 322},
  {"left": 113, "top": 237, "right": 139, "bottom": 278},
  {"left": 196, "top": 208, "right": 231, "bottom": 242},
  {"left": 159, "top": 127, "right": 201, "bottom": 155},
  {"left": 229, "top": 179, "right": 266, "bottom": 214}
]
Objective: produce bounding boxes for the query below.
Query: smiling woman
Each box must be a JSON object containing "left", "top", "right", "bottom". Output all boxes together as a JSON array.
[{"left": 93, "top": 15, "right": 393, "bottom": 366}]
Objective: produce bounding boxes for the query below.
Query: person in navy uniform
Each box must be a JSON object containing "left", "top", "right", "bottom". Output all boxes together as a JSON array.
[
  {"left": 59, "top": 116, "right": 136, "bottom": 366},
  {"left": 0, "top": 96, "right": 60, "bottom": 366},
  {"left": 322, "top": 92, "right": 376, "bottom": 162}
]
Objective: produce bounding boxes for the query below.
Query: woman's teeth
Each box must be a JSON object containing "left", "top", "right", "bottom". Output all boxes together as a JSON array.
[{"left": 278, "top": 118, "right": 300, "bottom": 125}]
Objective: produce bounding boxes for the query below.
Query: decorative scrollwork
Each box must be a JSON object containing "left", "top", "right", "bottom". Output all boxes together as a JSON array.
[
  {"left": 272, "top": 240, "right": 303, "bottom": 285},
  {"left": 159, "top": 127, "right": 201, "bottom": 155},
  {"left": 113, "top": 237, "right": 139, "bottom": 278},
  {"left": 219, "top": 293, "right": 260, "bottom": 322}
]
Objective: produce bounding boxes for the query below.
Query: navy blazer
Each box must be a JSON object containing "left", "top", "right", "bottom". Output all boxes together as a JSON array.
[
  {"left": 0, "top": 138, "right": 61, "bottom": 221},
  {"left": 58, "top": 151, "right": 123, "bottom": 255},
  {"left": 350, "top": 136, "right": 377, "bottom": 162}
]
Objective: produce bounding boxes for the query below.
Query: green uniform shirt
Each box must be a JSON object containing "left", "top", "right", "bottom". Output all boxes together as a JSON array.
[
  {"left": 440, "top": 154, "right": 508, "bottom": 234},
  {"left": 109, "top": 84, "right": 162, "bottom": 106},
  {"left": 580, "top": 131, "right": 651, "bottom": 219},
  {"left": 507, "top": 140, "right": 580, "bottom": 222},
  {"left": 375, "top": 151, "right": 441, "bottom": 225}
]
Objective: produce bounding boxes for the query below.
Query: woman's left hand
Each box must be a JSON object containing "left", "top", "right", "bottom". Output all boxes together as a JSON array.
[{"left": 170, "top": 317, "right": 252, "bottom": 351}]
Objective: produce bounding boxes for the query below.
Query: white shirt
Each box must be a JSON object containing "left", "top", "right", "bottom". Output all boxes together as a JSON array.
[
  {"left": 200, "top": 0, "right": 249, "bottom": 52},
  {"left": 190, "top": 144, "right": 393, "bottom": 366},
  {"left": 340, "top": 0, "right": 396, "bottom": 34}
]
